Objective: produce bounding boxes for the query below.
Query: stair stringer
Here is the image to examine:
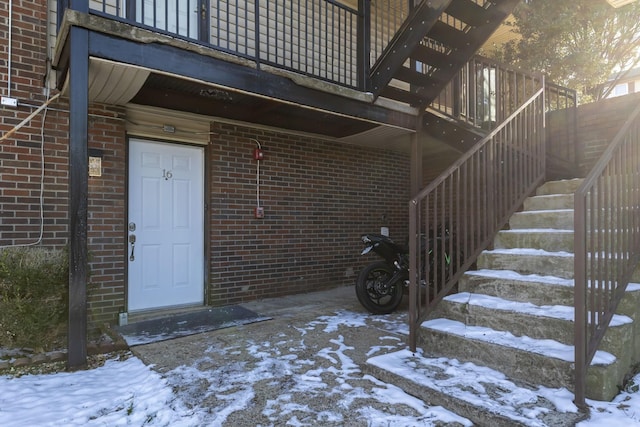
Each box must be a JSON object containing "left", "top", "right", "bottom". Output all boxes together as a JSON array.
[{"left": 370, "top": 0, "right": 522, "bottom": 107}]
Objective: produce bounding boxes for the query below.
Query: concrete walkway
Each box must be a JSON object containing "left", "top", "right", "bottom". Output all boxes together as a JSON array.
[
  {"left": 130, "top": 286, "right": 583, "bottom": 426},
  {"left": 129, "top": 286, "right": 455, "bottom": 426}
]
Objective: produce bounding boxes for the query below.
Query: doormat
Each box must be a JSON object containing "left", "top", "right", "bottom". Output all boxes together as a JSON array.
[{"left": 116, "top": 305, "right": 271, "bottom": 346}]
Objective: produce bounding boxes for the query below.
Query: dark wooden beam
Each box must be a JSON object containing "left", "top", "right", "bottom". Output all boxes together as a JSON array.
[
  {"left": 132, "top": 85, "right": 376, "bottom": 138},
  {"left": 67, "top": 25, "right": 89, "bottom": 370},
  {"left": 86, "top": 32, "right": 416, "bottom": 132}
]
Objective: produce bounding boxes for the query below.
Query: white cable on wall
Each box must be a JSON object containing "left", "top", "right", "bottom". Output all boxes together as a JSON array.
[
  {"left": 6, "top": 0, "right": 12, "bottom": 97},
  {"left": 0, "top": 93, "right": 60, "bottom": 142},
  {"left": 0, "top": 92, "right": 57, "bottom": 249},
  {"left": 252, "top": 139, "right": 261, "bottom": 208}
]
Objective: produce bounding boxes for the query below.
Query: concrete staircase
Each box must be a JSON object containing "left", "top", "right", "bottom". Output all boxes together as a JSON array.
[{"left": 365, "top": 179, "right": 640, "bottom": 425}]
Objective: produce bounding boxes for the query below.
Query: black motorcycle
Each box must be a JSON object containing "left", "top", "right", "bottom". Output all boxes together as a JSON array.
[{"left": 355, "top": 231, "right": 456, "bottom": 314}]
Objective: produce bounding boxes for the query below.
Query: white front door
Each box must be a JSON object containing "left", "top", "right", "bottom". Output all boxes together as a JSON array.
[{"left": 128, "top": 139, "right": 205, "bottom": 312}]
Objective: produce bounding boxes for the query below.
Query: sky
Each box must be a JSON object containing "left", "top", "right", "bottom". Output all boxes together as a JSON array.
[{"left": 1, "top": 309, "right": 640, "bottom": 426}]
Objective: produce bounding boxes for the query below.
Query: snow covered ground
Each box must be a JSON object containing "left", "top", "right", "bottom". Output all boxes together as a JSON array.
[{"left": 1, "top": 309, "right": 640, "bottom": 426}]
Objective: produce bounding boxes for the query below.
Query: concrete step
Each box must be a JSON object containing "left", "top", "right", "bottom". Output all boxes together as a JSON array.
[
  {"left": 405, "top": 177, "right": 640, "bottom": 406},
  {"left": 459, "top": 269, "right": 575, "bottom": 305},
  {"left": 434, "top": 292, "right": 633, "bottom": 352},
  {"left": 478, "top": 248, "right": 574, "bottom": 279},
  {"left": 524, "top": 193, "right": 574, "bottom": 211},
  {"left": 419, "top": 318, "right": 620, "bottom": 400},
  {"left": 478, "top": 249, "right": 637, "bottom": 280},
  {"left": 364, "top": 349, "right": 584, "bottom": 427},
  {"left": 462, "top": 269, "right": 640, "bottom": 312},
  {"left": 494, "top": 229, "right": 574, "bottom": 252},
  {"left": 536, "top": 179, "right": 583, "bottom": 196},
  {"left": 434, "top": 293, "right": 577, "bottom": 345},
  {"left": 509, "top": 209, "right": 574, "bottom": 229}
]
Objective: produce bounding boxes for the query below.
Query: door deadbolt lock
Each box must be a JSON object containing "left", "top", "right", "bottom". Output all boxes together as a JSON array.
[{"left": 128, "top": 222, "right": 136, "bottom": 232}]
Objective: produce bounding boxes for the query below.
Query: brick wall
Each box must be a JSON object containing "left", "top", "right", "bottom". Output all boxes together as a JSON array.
[
  {"left": 0, "top": 0, "right": 56, "bottom": 246},
  {"left": 3, "top": 105, "right": 411, "bottom": 326},
  {"left": 0, "top": 107, "right": 69, "bottom": 246},
  {"left": 0, "top": 0, "right": 130, "bottom": 324},
  {"left": 86, "top": 105, "right": 128, "bottom": 325},
  {"left": 1, "top": 0, "right": 412, "bottom": 328},
  {"left": 208, "top": 122, "right": 411, "bottom": 306}
]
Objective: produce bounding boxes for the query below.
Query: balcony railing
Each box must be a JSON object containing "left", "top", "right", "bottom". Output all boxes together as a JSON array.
[
  {"left": 430, "top": 55, "right": 543, "bottom": 131},
  {"left": 430, "top": 55, "right": 578, "bottom": 178},
  {"left": 78, "top": 0, "right": 364, "bottom": 88},
  {"left": 60, "top": 0, "right": 501, "bottom": 96}
]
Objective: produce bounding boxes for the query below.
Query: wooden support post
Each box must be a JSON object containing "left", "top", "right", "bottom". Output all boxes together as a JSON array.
[{"left": 67, "top": 25, "right": 89, "bottom": 370}]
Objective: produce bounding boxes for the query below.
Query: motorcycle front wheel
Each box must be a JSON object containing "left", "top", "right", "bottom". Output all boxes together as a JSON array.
[{"left": 355, "top": 261, "right": 404, "bottom": 314}]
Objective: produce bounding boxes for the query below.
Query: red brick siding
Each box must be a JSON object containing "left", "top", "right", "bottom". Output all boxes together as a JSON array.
[
  {"left": 0, "top": 0, "right": 48, "bottom": 103},
  {"left": 208, "top": 122, "right": 410, "bottom": 306},
  {"left": 0, "top": 0, "right": 54, "bottom": 245},
  {"left": 1, "top": 101, "right": 128, "bottom": 326},
  {"left": 0, "top": 109, "right": 67, "bottom": 246},
  {"left": 1, "top": 0, "right": 127, "bottom": 327},
  {"left": 86, "top": 105, "right": 128, "bottom": 325},
  {"left": 4, "top": 103, "right": 411, "bottom": 326},
  {"left": 2, "top": 0, "right": 412, "bottom": 327}
]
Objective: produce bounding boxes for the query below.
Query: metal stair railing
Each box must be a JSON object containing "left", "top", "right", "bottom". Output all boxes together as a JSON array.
[
  {"left": 430, "top": 55, "right": 542, "bottom": 131},
  {"left": 408, "top": 84, "right": 547, "bottom": 350},
  {"left": 574, "top": 101, "right": 640, "bottom": 408},
  {"left": 428, "top": 56, "right": 578, "bottom": 175}
]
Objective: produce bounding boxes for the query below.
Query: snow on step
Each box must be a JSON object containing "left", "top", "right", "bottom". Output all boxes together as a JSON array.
[
  {"left": 484, "top": 248, "right": 640, "bottom": 267},
  {"left": 518, "top": 209, "right": 573, "bottom": 214},
  {"left": 510, "top": 209, "right": 574, "bottom": 229},
  {"left": 478, "top": 248, "right": 575, "bottom": 277},
  {"left": 466, "top": 269, "right": 640, "bottom": 292},
  {"left": 367, "top": 349, "right": 582, "bottom": 426},
  {"left": 494, "top": 228, "right": 575, "bottom": 252},
  {"left": 422, "top": 318, "right": 616, "bottom": 366},
  {"left": 465, "top": 269, "right": 574, "bottom": 287},
  {"left": 485, "top": 248, "right": 573, "bottom": 257},
  {"left": 524, "top": 193, "right": 574, "bottom": 210},
  {"left": 498, "top": 228, "right": 573, "bottom": 234},
  {"left": 444, "top": 292, "right": 633, "bottom": 327}
]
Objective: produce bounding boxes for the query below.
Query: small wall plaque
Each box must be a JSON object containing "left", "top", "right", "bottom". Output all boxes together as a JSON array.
[{"left": 89, "top": 156, "right": 102, "bottom": 177}]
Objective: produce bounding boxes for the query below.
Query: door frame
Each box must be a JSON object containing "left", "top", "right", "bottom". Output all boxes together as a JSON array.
[{"left": 124, "top": 136, "right": 209, "bottom": 314}]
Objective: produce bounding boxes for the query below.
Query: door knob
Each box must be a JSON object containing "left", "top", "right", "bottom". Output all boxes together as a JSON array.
[{"left": 129, "top": 234, "right": 136, "bottom": 261}]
